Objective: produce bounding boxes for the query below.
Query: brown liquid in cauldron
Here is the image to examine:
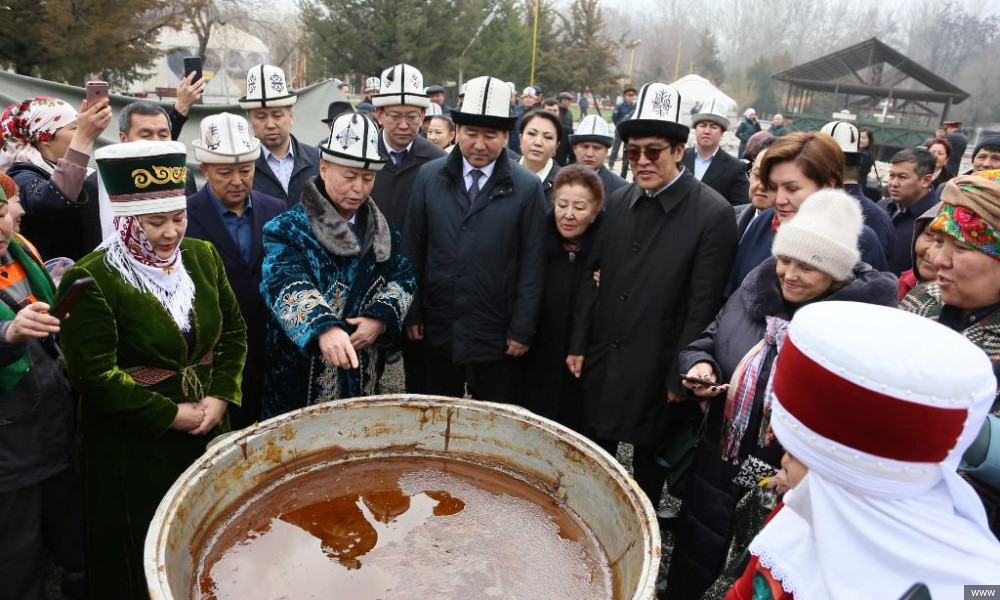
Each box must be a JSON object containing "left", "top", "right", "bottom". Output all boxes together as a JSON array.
[{"left": 196, "top": 457, "right": 613, "bottom": 599}]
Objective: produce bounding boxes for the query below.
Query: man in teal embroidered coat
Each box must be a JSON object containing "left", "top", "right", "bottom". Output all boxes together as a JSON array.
[
  {"left": 55, "top": 141, "right": 247, "bottom": 599},
  {"left": 261, "top": 113, "right": 415, "bottom": 417}
]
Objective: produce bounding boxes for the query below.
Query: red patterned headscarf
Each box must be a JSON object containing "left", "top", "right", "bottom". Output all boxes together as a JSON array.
[
  {"left": 0, "top": 172, "right": 17, "bottom": 203},
  {"left": 0, "top": 97, "right": 78, "bottom": 173}
]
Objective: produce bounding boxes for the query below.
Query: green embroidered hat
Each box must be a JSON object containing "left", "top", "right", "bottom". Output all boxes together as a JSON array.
[{"left": 95, "top": 141, "right": 188, "bottom": 216}]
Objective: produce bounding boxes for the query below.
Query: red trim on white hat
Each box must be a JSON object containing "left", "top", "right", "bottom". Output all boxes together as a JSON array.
[{"left": 773, "top": 339, "right": 967, "bottom": 463}]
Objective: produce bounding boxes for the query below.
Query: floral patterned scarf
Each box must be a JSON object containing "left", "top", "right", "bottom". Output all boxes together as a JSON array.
[
  {"left": 98, "top": 215, "right": 194, "bottom": 331},
  {"left": 0, "top": 97, "right": 78, "bottom": 173}
]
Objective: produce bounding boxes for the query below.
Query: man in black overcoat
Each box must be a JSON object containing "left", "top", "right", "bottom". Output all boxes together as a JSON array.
[
  {"left": 403, "top": 76, "right": 546, "bottom": 404},
  {"left": 681, "top": 102, "right": 749, "bottom": 207},
  {"left": 568, "top": 83, "right": 738, "bottom": 509}
]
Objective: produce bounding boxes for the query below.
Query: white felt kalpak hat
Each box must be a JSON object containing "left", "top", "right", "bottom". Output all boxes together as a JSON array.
[
  {"left": 192, "top": 113, "right": 260, "bottom": 164},
  {"left": 364, "top": 76, "right": 381, "bottom": 93},
  {"left": 691, "top": 98, "right": 731, "bottom": 130},
  {"left": 95, "top": 141, "right": 188, "bottom": 216},
  {"left": 320, "top": 112, "right": 386, "bottom": 171},
  {"left": 238, "top": 64, "right": 297, "bottom": 109},
  {"left": 372, "top": 64, "right": 430, "bottom": 108},
  {"left": 618, "top": 82, "right": 689, "bottom": 143},
  {"left": 821, "top": 120, "right": 862, "bottom": 166},
  {"left": 424, "top": 102, "right": 443, "bottom": 120},
  {"left": 569, "top": 114, "right": 614, "bottom": 147},
  {"left": 451, "top": 76, "right": 516, "bottom": 130}
]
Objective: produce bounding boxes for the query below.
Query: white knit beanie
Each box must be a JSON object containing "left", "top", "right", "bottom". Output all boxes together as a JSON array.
[{"left": 771, "top": 189, "right": 863, "bottom": 281}]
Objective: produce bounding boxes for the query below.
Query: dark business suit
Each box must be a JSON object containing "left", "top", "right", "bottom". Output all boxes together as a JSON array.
[
  {"left": 682, "top": 147, "right": 750, "bottom": 206},
  {"left": 186, "top": 186, "right": 285, "bottom": 428},
  {"left": 371, "top": 134, "right": 446, "bottom": 393},
  {"left": 252, "top": 134, "right": 321, "bottom": 208}
]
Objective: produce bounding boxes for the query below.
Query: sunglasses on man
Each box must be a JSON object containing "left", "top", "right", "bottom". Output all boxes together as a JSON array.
[{"left": 625, "top": 145, "right": 671, "bottom": 162}]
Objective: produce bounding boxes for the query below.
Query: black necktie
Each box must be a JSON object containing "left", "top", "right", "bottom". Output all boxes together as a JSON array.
[
  {"left": 391, "top": 150, "right": 407, "bottom": 169},
  {"left": 468, "top": 169, "right": 483, "bottom": 205}
]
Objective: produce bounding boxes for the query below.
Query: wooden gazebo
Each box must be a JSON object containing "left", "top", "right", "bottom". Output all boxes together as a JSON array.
[{"left": 772, "top": 38, "right": 969, "bottom": 156}]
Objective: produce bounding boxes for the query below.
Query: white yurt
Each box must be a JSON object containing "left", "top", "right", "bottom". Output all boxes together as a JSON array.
[
  {"left": 127, "top": 24, "right": 272, "bottom": 102},
  {"left": 670, "top": 74, "right": 739, "bottom": 129}
]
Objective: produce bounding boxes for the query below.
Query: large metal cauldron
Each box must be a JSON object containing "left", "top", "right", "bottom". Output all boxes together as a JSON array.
[{"left": 144, "top": 395, "right": 660, "bottom": 599}]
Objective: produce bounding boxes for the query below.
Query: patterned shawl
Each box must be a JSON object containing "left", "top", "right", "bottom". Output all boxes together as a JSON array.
[
  {"left": 98, "top": 215, "right": 194, "bottom": 331},
  {"left": 720, "top": 315, "right": 791, "bottom": 461}
]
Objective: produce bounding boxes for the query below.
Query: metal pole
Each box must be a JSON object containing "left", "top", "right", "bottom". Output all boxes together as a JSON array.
[
  {"left": 530, "top": 0, "right": 540, "bottom": 86},
  {"left": 673, "top": 39, "right": 682, "bottom": 81},
  {"left": 459, "top": 9, "right": 496, "bottom": 94}
]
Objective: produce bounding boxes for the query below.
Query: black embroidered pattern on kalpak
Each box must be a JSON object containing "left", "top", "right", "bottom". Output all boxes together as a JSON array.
[
  {"left": 336, "top": 125, "right": 360, "bottom": 150},
  {"left": 650, "top": 89, "right": 673, "bottom": 118},
  {"left": 206, "top": 124, "right": 221, "bottom": 150}
]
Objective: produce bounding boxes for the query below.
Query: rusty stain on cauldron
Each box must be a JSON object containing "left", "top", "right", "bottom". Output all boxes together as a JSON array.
[{"left": 444, "top": 407, "right": 453, "bottom": 452}]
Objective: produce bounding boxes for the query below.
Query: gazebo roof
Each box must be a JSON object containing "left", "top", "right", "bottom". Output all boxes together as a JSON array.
[{"left": 772, "top": 37, "right": 968, "bottom": 104}]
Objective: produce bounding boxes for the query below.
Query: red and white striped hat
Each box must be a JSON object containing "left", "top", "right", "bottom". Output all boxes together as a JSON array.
[
  {"left": 770, "top": 300, "right": 994, "bottom": 498},
  {"left": 751, "top": 301, "right": 1000, "bottom": 600}
]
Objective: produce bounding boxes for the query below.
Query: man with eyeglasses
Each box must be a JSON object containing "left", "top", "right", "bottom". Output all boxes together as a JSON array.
[
  {"left": 567, "top": 83, "right": 737, "bottom": 516},
  {"left": 370, "top": 64, "right": 446, "bottom": 393}
]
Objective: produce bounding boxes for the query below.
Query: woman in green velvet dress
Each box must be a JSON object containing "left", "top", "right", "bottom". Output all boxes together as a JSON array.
[{"left": 55, "top": 141, "right": 247, "bottom": 599}]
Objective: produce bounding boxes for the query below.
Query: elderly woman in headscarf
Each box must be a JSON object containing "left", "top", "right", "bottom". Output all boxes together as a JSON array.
[
  {"left": 55, "top": 141, "right": 246, "bottom": 599},
  {"left": 0, "top": 96, "right": 110, "bottom": 261},
  {"left": 0, "top": 173, "right": 25, "bottom": 236},
  {"left": 901, "top": 170, "right": 1000, "bottom": 534},
  {"left": 0, "top": 180, "right": 85, "bottom": 600},
  {"left": 724, "top": 302, "right": 1000, "bottom": 600}
]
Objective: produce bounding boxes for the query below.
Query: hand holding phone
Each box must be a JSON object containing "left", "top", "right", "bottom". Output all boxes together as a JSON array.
[
  {"left": 85, "top": 81, "right": 109, "bottom": 105},
  {"left": 681, "top": 362, "right": 728, "bottom": 399},
  {"left": 680, "top": 374, "right": 721, "bottom": 387},
  {"left": 184, "top": 57, "right": 203, "bottom": 84},
  {"left": 5, "top": 303, "right": 61, "bottom": 344},
  {"left": 50, "top": 277, "right": 94, "bottom": 320}
]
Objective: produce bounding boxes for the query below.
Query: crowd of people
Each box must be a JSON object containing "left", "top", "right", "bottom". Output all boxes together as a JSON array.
[{"left": 1, "top": 58, "right": 1000, "bottom": 600}]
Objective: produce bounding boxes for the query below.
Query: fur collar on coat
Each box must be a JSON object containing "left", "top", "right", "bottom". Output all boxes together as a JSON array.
[
  {"left": 300, "top": 177, "right": 392, "bottom": 262},
  {"left": 740, "top": 257, "right": 899, "bottom": 322}
]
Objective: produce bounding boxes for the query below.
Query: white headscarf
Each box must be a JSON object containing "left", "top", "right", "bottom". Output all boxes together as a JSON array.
[
  {"left": 744, "top": 107, "right": 756, "bottom": 119},
  {"left": 0, "top": 97, "right": 78, "bottom": 173},
  {"left": 748, "top": 302, "right": 1000, "bottom": 600}
]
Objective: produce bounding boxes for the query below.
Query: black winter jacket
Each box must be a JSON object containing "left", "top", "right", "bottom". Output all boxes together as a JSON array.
[
  {"left": 251, "top": 134, "right": 320, "bottom": 208},
  {"left": 402, "top": 148, "right": 547, "bottom": 364},
  {"left": 7, "top": 162, "right": 101, "bottom": 261}
]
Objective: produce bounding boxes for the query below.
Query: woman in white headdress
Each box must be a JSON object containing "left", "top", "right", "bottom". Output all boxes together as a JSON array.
[
  {"left": 55, "top": 140, "right": 247, "bottom": 599},
  {"left": 725, "top": 302, "right": 1000, "bottom": 600},
  {"left": 0, "top": 96, "right": 111, "bottom": 259}
]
